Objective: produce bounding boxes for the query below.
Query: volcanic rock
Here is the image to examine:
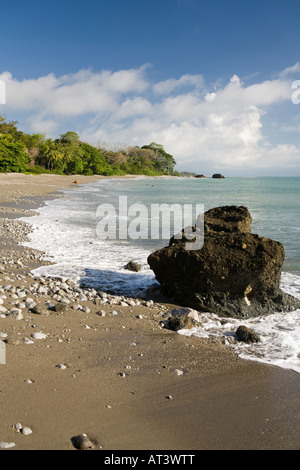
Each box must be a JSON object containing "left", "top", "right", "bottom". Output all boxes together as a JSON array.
[{"left": 147, "top": 205, "right": 300, "bottom": 318}]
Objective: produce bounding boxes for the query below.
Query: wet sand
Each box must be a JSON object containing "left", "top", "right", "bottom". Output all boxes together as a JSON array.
[{"left": 0, "top": 173, "right": 300, "bottom": 451}]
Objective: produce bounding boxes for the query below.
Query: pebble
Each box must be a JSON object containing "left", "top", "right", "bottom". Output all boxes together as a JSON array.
[
  {"left": 30, "top": 332, "right": 47, "bottom": 340},
  {"left": 21, "top": 426, "right": 33, "bottom": 435},
  {"left": 71, "top": 434, "right": 95, "bottom": 450},
  {"left": 13, "top": 422, "right": 22, "bottom": 431},
  {"left": 0, "top": 441, "right": 16, "bottom": 448},
  {"left": 96, "top": 310, "right": 106, "bottom": 317},
  {"left": 56, "top": 364, "right": 67, "bottom": 370},
  {"left": 13, "top": 423, "right": 33, "bottom": 435},
  {"left": 174, "top": 369, "right": 184, "bottom": 376},
  {"left": 23, "top": 337, "right": 34, "bottom": 345},
  {"left": 8, "top": 308, "right": 23, "bottom": 320}
]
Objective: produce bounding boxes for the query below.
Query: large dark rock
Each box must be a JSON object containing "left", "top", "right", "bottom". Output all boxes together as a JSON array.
[{"left": 147, "top": 206, "right": 300, "bottom": 319}]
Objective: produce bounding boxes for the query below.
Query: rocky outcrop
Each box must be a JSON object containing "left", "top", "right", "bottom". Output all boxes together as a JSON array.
[{"left": 147, "top": 206, "right": 300, "bottom": 319}]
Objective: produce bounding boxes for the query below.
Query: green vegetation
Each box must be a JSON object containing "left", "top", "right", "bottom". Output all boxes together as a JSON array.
[{"left": 0, "top": 115, "right": 179, "bottom": 176}]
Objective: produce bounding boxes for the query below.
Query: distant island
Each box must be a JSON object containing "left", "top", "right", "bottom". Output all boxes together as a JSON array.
[
  {"left": 0, "top": 115, "right": 180, "bottom": 177},
  {"left": 212, "top": 173, "right": 225, "bottom": 179}
]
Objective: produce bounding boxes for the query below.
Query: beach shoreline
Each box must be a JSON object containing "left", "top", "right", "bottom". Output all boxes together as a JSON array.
[{"left": 0, "top": 173, "right": 300, "bottom": 451}]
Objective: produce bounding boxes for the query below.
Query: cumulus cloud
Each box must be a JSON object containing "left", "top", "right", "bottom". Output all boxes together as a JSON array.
[
  {"left": 279, "top": 62, "right": 300, "bottom": 78},
  {"left": 1, "top": 64, "right": 299, "bottom": 174},
  {"left": 153, "top": 73, "right": 204, "bottom": 94},
  {"left": 1, "top": 66, "right": 149, "bottom": 116}
]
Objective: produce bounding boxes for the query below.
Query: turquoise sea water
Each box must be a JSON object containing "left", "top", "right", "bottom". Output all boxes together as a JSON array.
[
  {"left": 93, "top": 176, "right": 300, "bottom": 275},
  {"left": 21, "top": 176, "right": 300, "bottom": 373}
]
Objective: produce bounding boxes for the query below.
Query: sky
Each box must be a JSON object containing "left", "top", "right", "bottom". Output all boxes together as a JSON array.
[{"left": 1, "top": 0, "right": 300, "bottom": 176}]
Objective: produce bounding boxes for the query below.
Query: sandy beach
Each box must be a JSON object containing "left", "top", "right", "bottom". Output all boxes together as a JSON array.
[{"left": 0, "top": 173, "right": 300, "bottom": 452}]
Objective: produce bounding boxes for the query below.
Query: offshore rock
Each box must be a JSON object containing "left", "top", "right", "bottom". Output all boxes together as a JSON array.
[
  {"left": 147, "top": 205, "right": 300, "bottom": 319},
  {"left": 212, "top": 173, "right": 225, "bottom": 179}
]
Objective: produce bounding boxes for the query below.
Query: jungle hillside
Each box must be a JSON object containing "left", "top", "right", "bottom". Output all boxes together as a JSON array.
[{"left": 0, "top": 115, "right": 179, "bottom": 177}]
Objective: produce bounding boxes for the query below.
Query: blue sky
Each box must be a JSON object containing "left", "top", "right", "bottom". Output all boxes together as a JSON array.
[{"left": 1, "top": 0, "right": 300, "bottom": 175}]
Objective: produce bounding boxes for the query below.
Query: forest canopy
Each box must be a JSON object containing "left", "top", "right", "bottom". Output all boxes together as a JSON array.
[{"left": 0, "top": 115, "right": 179, "bottom": 176}]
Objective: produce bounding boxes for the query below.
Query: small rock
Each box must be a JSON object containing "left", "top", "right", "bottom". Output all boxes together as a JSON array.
[
  {"left": 54, "top": 303, "right": 68, "bottom": 313},
  {"left": 173, "top": 369, "right": 184, "bottom": 376},
  {"left": 55, "top": 364, "right": 67, "bottom": 370},
  {"left": 13, "top": 422, "right": 23, "bottom": 431},
  {"left": 124, "top": 261, "right": 141, "bottom": 272},
  {"left": 96, "top": 310, "right": 106, "bottom": 317},
  {"left": 30, "top": 305, "right": 44, "bottom": 315},
  {"left": 71, "top": 433, "right": 95, "bottom": 450},
  {"left": 21, "top": 426, "right": 33, "bottom": 436},
  {"left": 17, "top": 290, "right": 27, "bottom": 298},
  {"left": 72, "top": 304, "right": 82, "bottom": 311},
  {"left": 168, "top": 315, "right": 198, "bottom": 331},
  {"left": 8, "top": 308, "right": 23, "bottom": 320},
  {"left": 168, "top": 307, "right": 201, "bottom": 322},
  {"left": 235, "top": 325, "right": 261, "bottom": 343},
  {"left": 30, "top": 332, "right": 47, "bottom": 340},
  {"left": 23, "top": 337, "right": 34, "bottom": 345},
  {"left": 3, "top": 337, "right": 22, "bottom": 345}
]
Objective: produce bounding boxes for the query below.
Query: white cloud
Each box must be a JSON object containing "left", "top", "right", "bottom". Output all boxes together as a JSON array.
[
  {"left": 153, "top": 74, "right": 204, "bottom": 94},
  {"left": 1, "top": 66, "right": 300, "bottom": 174},
  {"left": 279, "top": 62, "right": 300, "bottom": 78},
  {"left": 0, "top": 66, "right": 149, "bottom": 117}
]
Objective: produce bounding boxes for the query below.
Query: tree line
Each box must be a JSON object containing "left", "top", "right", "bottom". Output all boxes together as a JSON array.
[{"left": 0, "top": 115, "right": 178, "bottom": 176}]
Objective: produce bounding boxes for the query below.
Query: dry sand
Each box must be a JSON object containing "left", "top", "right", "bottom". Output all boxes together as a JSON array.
[{"left": 0, "top": 173, "right": 300, "bottom": 452}]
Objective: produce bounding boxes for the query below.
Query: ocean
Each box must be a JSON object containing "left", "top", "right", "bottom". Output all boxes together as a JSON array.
[{"left": 21, "top": 176, "right": 300, "bottom": 373}]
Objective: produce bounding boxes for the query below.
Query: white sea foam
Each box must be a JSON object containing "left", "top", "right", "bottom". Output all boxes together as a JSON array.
[
  {"left": 178, "top": 272, "right": 300, "bottom": 374},
  {"left": 20, "top": 195, "right": 157, "bottom": 296}
]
